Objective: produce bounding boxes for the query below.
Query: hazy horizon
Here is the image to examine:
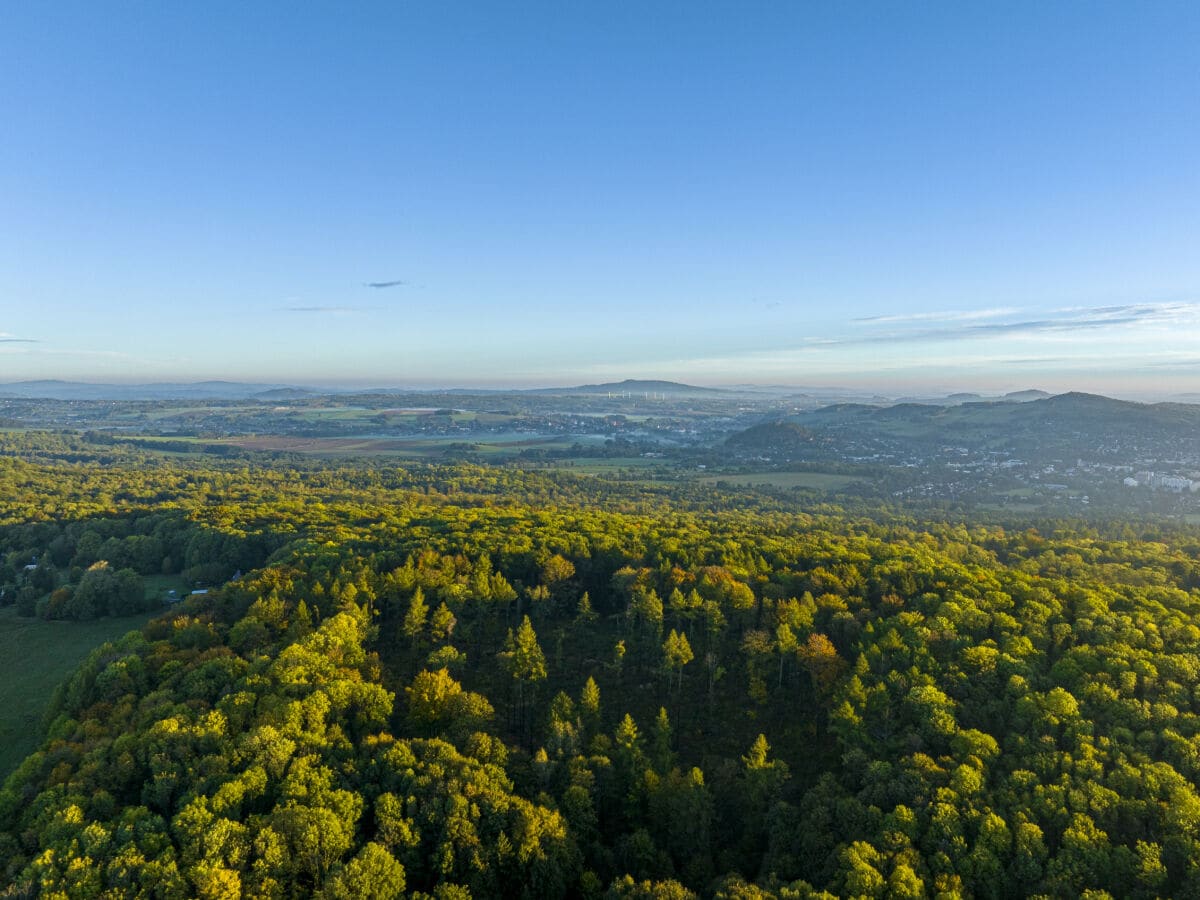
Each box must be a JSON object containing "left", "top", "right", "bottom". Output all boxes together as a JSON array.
[
  {"left": 2, "top": 373, "right": 1199, "bottom": 405},
  {"left": 2, "top": 4, "right": 1198, "bottom": 393}
]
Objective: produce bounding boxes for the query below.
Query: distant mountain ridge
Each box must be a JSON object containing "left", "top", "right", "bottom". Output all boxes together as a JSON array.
[
  {"left": 0, "top": 381, "right": 313, "bottom": 401},
  {"left": 253, "top": 387, "right": 319, "bottom": 400},
  {"left": 895, "top": 389, "right": 1052, "bottom": 406},
  {"left": 0, "top": 378, "right": 727, "bottom": 401},
  {"left": 528, "top": 379, "right": 723, "bottom": 396},
  {"left": 1004, "top": 389, "right": 1052, "bottom": 402}
]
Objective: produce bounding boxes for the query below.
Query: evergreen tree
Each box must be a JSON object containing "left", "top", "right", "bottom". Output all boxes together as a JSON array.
[
  {"left": 576, "top": 591, "right": 598, "bottom": 624},
  {"left": 650, "top": 707, "right": 673, "bottom": 774},
  {"left": 429, "top": 601, "right": 456, "bottom": 643},
  {"left": 662, "top": 629, "right": 694, "bottom": 693},
  {"left": 403, "top": 586, "right": 429, "bottom": 649},
  {"left": 505, "top": 615, "right": 547, "bottom": 745}
]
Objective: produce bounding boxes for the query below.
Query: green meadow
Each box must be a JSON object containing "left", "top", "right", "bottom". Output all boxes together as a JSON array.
[
  {"left": 0, "top": 607, "right": 158, "bottom": 778},
  {"left": 698, "top": 471, "right": 863, "bottom": 491}
]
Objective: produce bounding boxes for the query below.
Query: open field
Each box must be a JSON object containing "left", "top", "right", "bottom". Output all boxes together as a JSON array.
[
  {"left": 0, "top": 607, "right": 158, "bottom": 777},
  {"left": 698, "top": 471, "right": 864, "bottom": 491},
  {"left": 215, "top": 433, "right": 574, "bottom": 458},
  {"left": 545, "top": 456, "right": 668, "bottom": 475}
]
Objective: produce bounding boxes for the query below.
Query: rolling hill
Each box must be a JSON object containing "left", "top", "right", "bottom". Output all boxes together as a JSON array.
[
  {"left": 530, "top": 379, "right": 724, "bottom": 396},
  {"left": 736, "top": 392, "right": 1200, "bottom": 460}
]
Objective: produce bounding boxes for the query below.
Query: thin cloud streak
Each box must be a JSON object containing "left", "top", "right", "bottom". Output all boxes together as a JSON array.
[
  {"left": 855, "top": 307, "right": 1019, "bottom": 324},
  {"left": 364, "top": 280, "right": 407, "bottom": 289},
  {"left": 590, "top": 301, "right": 1200, "bottom": 384},
  {"left": 840, "top": 302, "right": 1200, "bottom": 347},
  {"left": 280, "top": 306, "right": 370, "bottom": 314}
]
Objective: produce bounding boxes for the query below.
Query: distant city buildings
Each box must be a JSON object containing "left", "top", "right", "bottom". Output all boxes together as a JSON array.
[{"left": 1125, "top": 471, "right": 1198, "bottom": 492}]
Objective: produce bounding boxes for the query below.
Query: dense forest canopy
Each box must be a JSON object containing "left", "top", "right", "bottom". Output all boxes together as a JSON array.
[{"left": 4, "top": 433, "right": 1200, "bottom": 897}]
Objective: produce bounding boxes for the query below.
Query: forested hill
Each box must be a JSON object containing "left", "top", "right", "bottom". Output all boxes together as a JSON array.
[
  {"left": 801, "top": 391, "right": 1200, "bottom": 434},
  {"left": 725, "top": 421, "right": 818, "bottom": 452},
  {"left": 4, "top": 435, "right": 1200, "bottom": 896},
  {"left": 770, "top": 391, "right": 1200, "bottom": 455}
]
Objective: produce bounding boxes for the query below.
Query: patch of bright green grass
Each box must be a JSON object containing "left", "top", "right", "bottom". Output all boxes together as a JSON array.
[{"left": 0, "top": 606, "right": 157, "bottom": 778}]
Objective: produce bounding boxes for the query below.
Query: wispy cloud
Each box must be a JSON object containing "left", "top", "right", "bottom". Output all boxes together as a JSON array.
[
  {"left": 843, "top": 302, "right": 1200, "bottom": 346},
  {"left": 364, "top": 280, "right": 406, "bottom": 289},
  {"left": 592, "top": 301, "right": 1200, "bottom": 384},
  {"left": 1050, "top": 303, "right": 1200, "bottom": 325},
  {"left": 0, "top": 331, "right": 38, "bottom": 343},
  {"left": 280, "top": 306, "right": 370, "bottom": 315},
  {"left": 990, "top": 356, "right": 1074, "bottom": 366},
  {"left": 855, "top": 307, "right": 1019, "bottom": 324},
  {"left": 750, "top": 297, "right": 785, "bottom": 311}
]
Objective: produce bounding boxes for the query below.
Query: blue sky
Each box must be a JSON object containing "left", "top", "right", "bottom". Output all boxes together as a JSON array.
[{"left": 1, "top": 2, "right": 1198, "bottom": 394}]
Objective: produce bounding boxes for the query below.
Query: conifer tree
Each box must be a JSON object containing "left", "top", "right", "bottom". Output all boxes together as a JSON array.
[
  {"left": 576, "top": 591, "right": 598, "bottom": 624},
  {"left": 429, "top": 601, "right": 456, "bottom": 643},
  {"left": 511, "top": 615, "right": 548, "bottom": 683},
  {"left": 403, "top": 587, "right": 428, "bottom": 649},
  {"left": 663, "top": 629, "right": 694, "bottom": 693},
  {"left": 651, "top": 707, "right": 673, "bottom": 774},
  {"left": 580, "top": 675, "right": 601, "bottom": 733},
  {"left": 505, "top": 615, "right": 547, "bottom": 745}
]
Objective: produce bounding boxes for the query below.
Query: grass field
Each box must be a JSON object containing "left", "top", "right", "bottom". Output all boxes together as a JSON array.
[
  {"left": 0, "top": 607, "right": 157, "bottom": 778},
  {"left": 210, "top": 432, "right": 585, "bottom": 460},
  {"left": 548, "top": 457, "right": 667, "bottom": 475},
  {"left": 698, "top": 471, "right": 862, "bottom": 491}
]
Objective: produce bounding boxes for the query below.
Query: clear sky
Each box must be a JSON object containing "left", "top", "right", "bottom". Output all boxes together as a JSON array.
[{"left": 2, "top": 2, "right": 1198, "bottom": 395}]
